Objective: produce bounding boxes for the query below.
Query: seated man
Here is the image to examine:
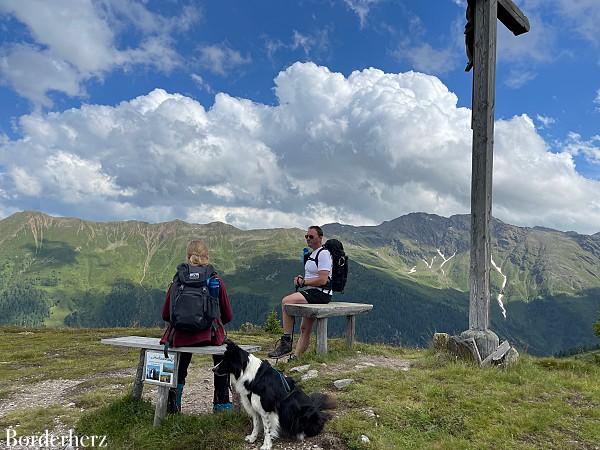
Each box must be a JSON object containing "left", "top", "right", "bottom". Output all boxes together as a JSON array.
[{"left": 268, "top": 225, "right": 332, "bottom": 358}]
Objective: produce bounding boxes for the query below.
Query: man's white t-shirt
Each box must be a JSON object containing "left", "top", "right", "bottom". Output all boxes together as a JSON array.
[{"left": 304, "top": 246, "right": 333, "bottom": 295}]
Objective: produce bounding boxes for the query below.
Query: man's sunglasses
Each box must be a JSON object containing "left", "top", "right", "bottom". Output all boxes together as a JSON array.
[{"left": 305, "top": 234, "right": 318, "bottom": 239}]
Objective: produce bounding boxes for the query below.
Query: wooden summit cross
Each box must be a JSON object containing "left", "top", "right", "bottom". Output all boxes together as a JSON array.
[{"left": 463, "top": 0, "right": 529, "bottom": 358}]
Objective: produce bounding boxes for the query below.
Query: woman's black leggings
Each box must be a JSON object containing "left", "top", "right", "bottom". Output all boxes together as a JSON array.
[{"left": 177, "top": 353, "right": 230, "bottom": 404}]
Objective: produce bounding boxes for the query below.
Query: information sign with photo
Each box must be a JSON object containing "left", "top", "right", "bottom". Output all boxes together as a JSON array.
[{"left": 143, "top": 350, "right": 179, "bottom": 387}]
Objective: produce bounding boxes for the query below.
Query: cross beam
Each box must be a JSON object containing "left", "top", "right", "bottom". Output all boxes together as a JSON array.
[{"left": 498, "top": 0, "right": 530, "bottom": 36}]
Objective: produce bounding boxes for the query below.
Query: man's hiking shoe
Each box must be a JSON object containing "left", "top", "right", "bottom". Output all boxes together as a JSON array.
[
  {"left": 213, "top": 402, "right": 233, "bottom": 413},
  {"left": 267, "top": 336, "right": 292, "bottom": 358}
]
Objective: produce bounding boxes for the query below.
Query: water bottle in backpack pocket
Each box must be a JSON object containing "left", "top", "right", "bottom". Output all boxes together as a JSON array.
[{"left": 207, "top": 275, "right": 220, "bottom": 299}]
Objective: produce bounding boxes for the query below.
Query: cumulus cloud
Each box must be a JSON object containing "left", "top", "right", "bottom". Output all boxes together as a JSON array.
[
  {"left": 561, "top": 132, "right": 600, "bottom": 166},
  {"left": 0, "top": 0, "right": 196, "bottom": 107},
  {"left": 1, "top": 62, "right": 599, "bottom": 233}
]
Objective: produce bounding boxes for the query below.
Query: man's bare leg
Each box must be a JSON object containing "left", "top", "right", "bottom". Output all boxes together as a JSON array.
[
  {"left": 268, "top": 292, "right": 307, "bottom": 358},
  {"left": 295, "top": 317, "right": 315, "bottom": 356},
  {"left": 281, "top": 292, "right": 307, "bottom": 333}
]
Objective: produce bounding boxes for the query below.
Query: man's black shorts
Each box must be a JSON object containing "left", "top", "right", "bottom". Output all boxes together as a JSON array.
[{"left": 299, "top": 289, "right": 331, "bottom": 304}]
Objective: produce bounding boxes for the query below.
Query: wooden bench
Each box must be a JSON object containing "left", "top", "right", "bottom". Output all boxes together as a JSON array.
[
  {"left": 101, "top": 336, "right": 260, "bottom": 426},
  {"left": 284, "top": 302, "right": 373, "bottom": 354}
]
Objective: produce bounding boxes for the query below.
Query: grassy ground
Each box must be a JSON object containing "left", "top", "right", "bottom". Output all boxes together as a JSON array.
[{"left": 0, "top": 327, "right": 599, "bottom": 449}]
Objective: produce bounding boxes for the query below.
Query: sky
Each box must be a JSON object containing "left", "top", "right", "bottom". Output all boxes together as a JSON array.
[{"left": 0, "top": 0, "right": 599, "bottom": 234}]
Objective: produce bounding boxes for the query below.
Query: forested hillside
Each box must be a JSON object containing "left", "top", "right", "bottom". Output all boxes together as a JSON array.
[{"left": 1, "top": 210, "right": 599, "bottom": 355}]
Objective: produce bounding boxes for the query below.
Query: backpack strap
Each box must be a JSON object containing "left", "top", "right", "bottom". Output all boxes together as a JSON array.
[
  {"left": 311, "top": 248, "right": 324, "bottom": 268},
  {"left": 164, "top": 326, "right": 175, "bottom": 358},
  {"left": 308, "top": 247, "right": 332, "bottom": 293}
]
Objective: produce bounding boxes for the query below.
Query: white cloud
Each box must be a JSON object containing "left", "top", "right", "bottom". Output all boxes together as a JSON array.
[
  {"left": 595, "top": 89, "right": 600, "bottom": 110},
  {"left": 504, "top": 69, "right": 537, "bottom": 89},
  {"left": 392, "top": 17, "right": 463, "bottom": 75},
  {"left": 292, "top": 31, "right": 314, "bottom": 55},
  {"left": 264, "top": 29, "right": 331, "bottom": 61},
  {"left": 191, "top": 73, "right": 214, "bottom": 94},
  {"left": 10, "top": 167, "right": 41, "bottom": 196},
  {"left": 264, "top": 38, "right": 285, "bottom": 60},
  {"left": 0, "top": 0, "right": 194, "bottom": 107},
  {"left": 536, "top": 114, "right": 556, "bottom": 128},
  {"left": 554, "top": 0, "right": 600, "bottom": 46},
  {"left": 0, "top": 44, "right": 83, "bottom": 107},
  {"left": 561, "top": 132, "right": 600, "bottom": 166},
  {"left": 197, "top": 43, "right": 251, "bottom": 76},
  {"left": 497, "top": 14, "right": 558, "bottom": 65},
  {"left": 343, "top": 0, "right": 381, "bottom": 29},
  {"left": 393, "top": 41, "right": 458, "bottom": 74},
  {"left": 1, "top": 62, "right": 600, "bottom": 233}
]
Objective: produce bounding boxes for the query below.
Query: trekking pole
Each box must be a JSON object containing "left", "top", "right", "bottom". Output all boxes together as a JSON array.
[
  {"left": 292, "top": 277, "right": 302, "bottom": 345},
  {"left": 290, "top": 316, "right": 296, "bottom": 345}
]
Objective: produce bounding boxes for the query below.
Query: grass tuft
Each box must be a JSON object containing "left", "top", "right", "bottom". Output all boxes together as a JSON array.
[{"left": 76, "top": 396, "right": 249, "bottom": 450}]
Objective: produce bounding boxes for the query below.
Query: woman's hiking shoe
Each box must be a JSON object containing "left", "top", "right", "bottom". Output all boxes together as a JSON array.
[
  {"left": 167, "top": 389, "right": 180, "bottom": 413},
  {"left": 167, "top": 383, "right": 184, "bottom": 414},
  {"left": 267, "top": 335, "right": 292, "bottom": 358},
  {"left": 213, "top": 402, "right": 233, "bottom": 413}
]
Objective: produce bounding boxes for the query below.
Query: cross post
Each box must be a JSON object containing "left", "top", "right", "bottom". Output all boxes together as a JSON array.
[{"left": 463, "top": 0, "right": 529, "bottom": 359}]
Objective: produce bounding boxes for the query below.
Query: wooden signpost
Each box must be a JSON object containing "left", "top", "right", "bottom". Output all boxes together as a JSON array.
[{"left": 462, "top": 0, "right": 530, "bottom": 359}]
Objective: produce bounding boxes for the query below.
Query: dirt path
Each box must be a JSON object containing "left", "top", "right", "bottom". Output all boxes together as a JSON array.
[{"left": 0, "top": 354, "right": 411, "bottom": 450}]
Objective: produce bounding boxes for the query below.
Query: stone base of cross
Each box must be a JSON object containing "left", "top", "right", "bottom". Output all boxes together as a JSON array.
[{"left": 459, "top": 329, "right": 498, "bottom": 360}]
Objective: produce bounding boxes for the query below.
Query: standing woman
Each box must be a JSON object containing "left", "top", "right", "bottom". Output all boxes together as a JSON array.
[{"left": 159, "top": 239, "right": 234, "bottom": 413}]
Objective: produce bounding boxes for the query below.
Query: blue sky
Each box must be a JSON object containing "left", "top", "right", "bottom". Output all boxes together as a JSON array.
[{"left": 0, "top": 0, "right": 599, "bottom": 233}]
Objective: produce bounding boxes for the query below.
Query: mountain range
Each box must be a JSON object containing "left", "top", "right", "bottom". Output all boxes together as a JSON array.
[{"left": 1, "top": 210, "right": 599, "bottom": 355}]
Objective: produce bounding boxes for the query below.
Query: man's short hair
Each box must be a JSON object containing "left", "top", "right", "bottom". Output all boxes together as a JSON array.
[{"left": 309, "top": 225, "right": 323, "bottom": 237}]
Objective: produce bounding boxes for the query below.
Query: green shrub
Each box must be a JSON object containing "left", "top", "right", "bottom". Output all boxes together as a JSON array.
[{"left": 263, "top": 309, "right": 283, "bottom": 335}]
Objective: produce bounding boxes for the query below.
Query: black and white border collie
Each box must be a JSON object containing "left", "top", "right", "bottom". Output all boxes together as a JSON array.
[{"left": 213, "top": 340, "right": 334, "bottom": 450}]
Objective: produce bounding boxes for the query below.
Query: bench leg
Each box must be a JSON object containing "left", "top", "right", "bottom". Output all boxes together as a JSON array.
[
  {"left": 345, "top": 315, "right": 356, "bottom": 349},
  {"left": 132, "top": 349, "right": 145, "bottom": 401},
  {"left": 316, "top": 318, "right": 328, "bottom": 354},
  {"left": 154, "top": 385, "right": 169, "bottom": 427}
]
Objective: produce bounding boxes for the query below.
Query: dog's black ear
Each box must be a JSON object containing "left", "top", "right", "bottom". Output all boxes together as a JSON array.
[{"left": 223, "top": 337, "right": 234, "bottom": 345}]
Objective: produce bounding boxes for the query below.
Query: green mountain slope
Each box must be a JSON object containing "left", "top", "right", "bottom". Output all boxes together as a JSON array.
[{"left": 1, "top": 210, "right": 599, "bottom": 355}]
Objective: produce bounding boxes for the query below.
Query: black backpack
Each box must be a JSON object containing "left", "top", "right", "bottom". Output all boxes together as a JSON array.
[
  {"left": 164, "top": 263, "right": 221, "bottom": 356},
  {"left": 306, "top": 239, "right": 349, "bottom": 293}
]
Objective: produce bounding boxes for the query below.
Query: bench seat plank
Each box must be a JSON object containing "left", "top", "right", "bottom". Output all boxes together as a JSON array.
[
  {"left": 101, "top": 336, "right": 260, "bottom": 354},
  {"left": 284, "top": 302, "right": 373, "bottom": 354},
  {"left": 285, "top": 302, "right": 373, "bottom": 319}
]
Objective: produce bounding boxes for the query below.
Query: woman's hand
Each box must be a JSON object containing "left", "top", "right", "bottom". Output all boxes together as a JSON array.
[{"left": 294, "top": 275, "right": 304, "bottom": 287}]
